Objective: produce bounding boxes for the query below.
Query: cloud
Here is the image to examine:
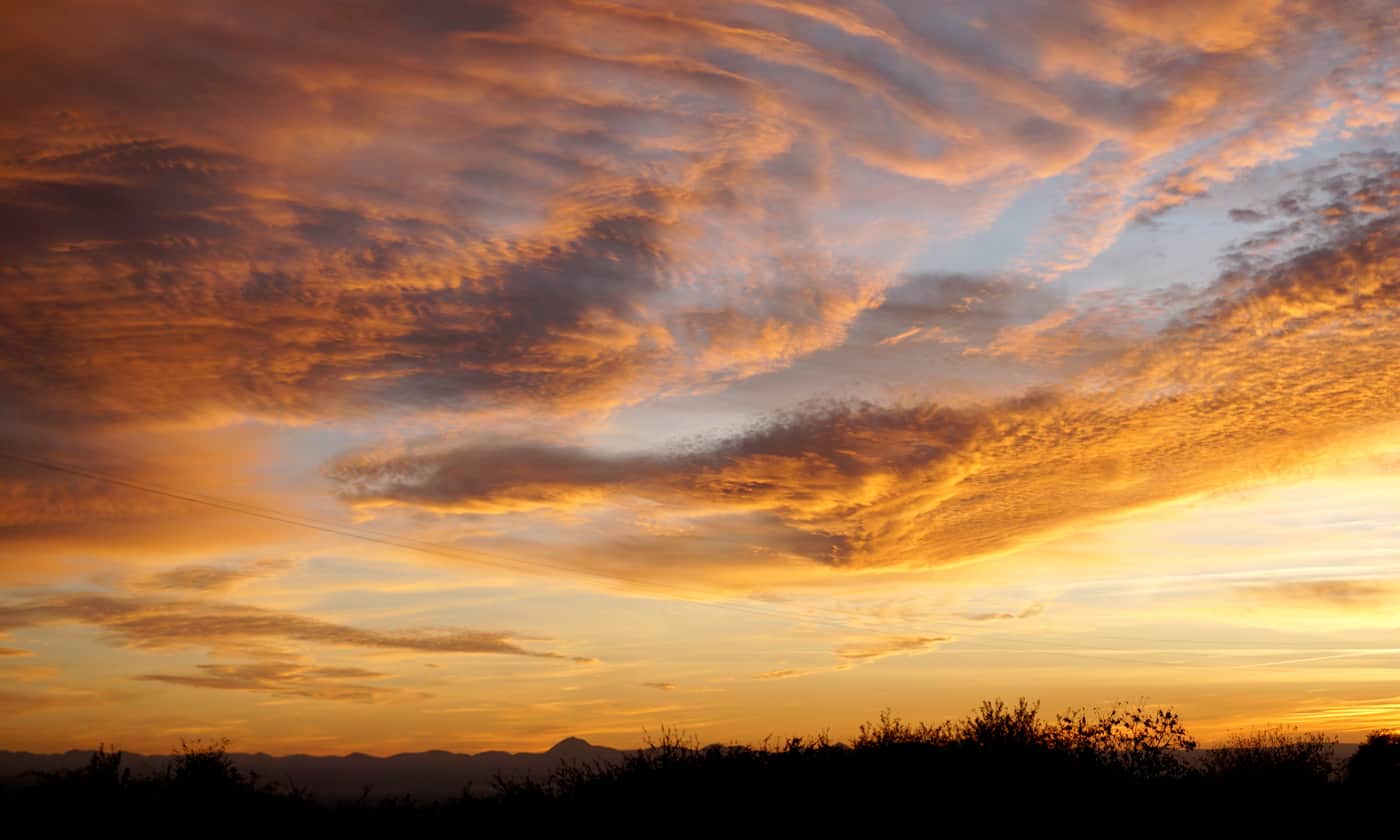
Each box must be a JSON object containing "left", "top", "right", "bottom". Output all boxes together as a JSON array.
[
  {"left": 965, "top": 603, "right": 1046, "bottom": 622},
  {"left": 1240, "top": 580, "right": 1399, "bottom": 609},
  {"left": 833, "top": 635, "right": 949, "bottom": 661},
  {"left": 138, "top": 557, "right": 294, "bottom": 592},
  {"left": 1008, "top": 0, "right": 1397, "bottom": 277},
  {"left": 1229, "top": 208, "right": 1270, "bottom": 224},
  {"left": 751, "top": 633, "right": 949, "bottom": 680},
  {"left": 971, "top": 288, "right": 1173, "bottom": 364},
  {"left": 0, "top": 0, "right": 914, "bottom": 432},
  {"left": 641, "top": 681, "right": 676, "bottom": 691},
  {"left": 0, "top": 690, "right": 73, "bottom": 715},
  {"left": 3, "top": 0, "right": 1397, "bottom": 753},
  {"left": 0, "top": 0, "right": 1391, "bottom": 439},
  {"left": 0, "top": 646, "right": 33, "bottom": 657},
  {"left": 0, "top": 418, "right": 319, "bottom": 573},
  {"left": 752, "top": 669, "right": 803, "bottom": 680},
  {"left": 0, "top": 592, "right": 588, "bottom": 661},
  {"left": 137, "top": 661, "right": 401, "bottom": 703},
  {"left": 333, "top": 399, "right": 985, "bottom": 533},
  {"left": 0, "top": 1, "right": 1390, "bottom": 581},
  {"left": 331, "top": 443, "right": 666, "bottom": 515},
  {"left": 336, "top": 153, "right": 1400, "bottom": 571}
]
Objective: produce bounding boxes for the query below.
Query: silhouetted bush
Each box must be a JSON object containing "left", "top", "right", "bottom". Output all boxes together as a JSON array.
[
  {"left": 1053, "top": 702, "right": 1197, "bottom": 781},
  {"left": 168, "top": 737, "right": 245, "bottom": 794},
  {"left": 1346, "top": 731, "right": 1400, "bottom": 787},
  {"left": 1201, "top": 726, "right": 1337, "bottom": 785},
  {"left": 32, "top": 743, "right": 130, "bottom": 802},
  {"left": 5, "top": 698, "right": 1390, "bottom": 826},
  {"left": 961, "top": 697, "right": 1044, "bottom": 750},
  {"left": 853, "top": 707, "right": 951, "bottom": 748}
]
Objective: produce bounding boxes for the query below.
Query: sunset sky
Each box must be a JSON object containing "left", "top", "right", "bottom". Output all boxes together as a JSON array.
[{"left": 2, "top": 0, "right": 1400, "bottom": 755}]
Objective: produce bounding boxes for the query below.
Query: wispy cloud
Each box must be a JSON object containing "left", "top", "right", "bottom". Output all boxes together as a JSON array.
[
  {"left": 754, "top": 633, "right": 949, "bottom": 680},
  {"left": 0, "top": 592, "right": 589, "bottom": 661},
  {"left": 138, "top": 557, "right": 294, "bottom": 592},
  {"left": 0, "top": 690, "right": 75, "bottom": 715},
  {"left": 1238, "top": 579, "right": 1400, "bottom": 610},
  {"left": 833, "top": 635, "right": 949, "bottom": 661},
  {"left": 965, "top": 603, "right": 1045, "bottom": 623},
  {"left": 138, "top": 661, "right": 401, "bottom": 703}
]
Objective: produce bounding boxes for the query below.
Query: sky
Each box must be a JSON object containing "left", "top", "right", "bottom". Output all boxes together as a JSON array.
[{"left": 1, "top": 0, "right": 1399, "bottom": 755}]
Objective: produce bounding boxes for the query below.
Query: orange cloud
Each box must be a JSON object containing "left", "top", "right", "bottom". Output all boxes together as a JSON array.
[
  {"left": 136, "top": 661, "right": 401, "bottom": 703},
  {"left": 1239, "top": 580, "right": 1399, "bottom": 609},
  {"left": 2, "top": 0, "right": 1391, "bottom": 446},
  {"left": 337, "top": 154, "right": 1400, "bottom": 571},
  {"left": 4, "top": 1, "right": 1398, "bottom": 754},
  {"left": 0, "top": 591, "right": 586, "bottom": 661},
  {"left": 0, "top": 423, "right": 309, "bottom": 577},
  {"left": 136, "top": 557, "right": 295, "bottom": 593},
  {"left": 833, "top": 635, "right": 949, "bottom": 661}
]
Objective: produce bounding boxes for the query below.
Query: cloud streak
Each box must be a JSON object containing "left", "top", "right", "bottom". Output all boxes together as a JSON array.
[
  {"left": 138, "top": 558, "right": 294, "bottom": 592},
  {"left": 0, "top": 592, "right": 587, "bottom": 661},
  {"left": 137, "top": 661, "right": 400, "bottom": 703}
]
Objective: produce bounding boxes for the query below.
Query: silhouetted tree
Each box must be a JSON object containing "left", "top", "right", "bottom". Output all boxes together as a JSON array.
[
  {"left": 853, "top": 708, "right": 950, "bottom": 748},
  {"left": 1054, "top": 703, "right": 1197, "bottom": 780},
  {"left": 168, "top": 737, "right": 244, "bottom": 796},
  {"left": 958, "top": 697, "right": 1045, "bottom": 750},
  {"left": 1346, "top": 731, "right": 1400, "bottom": 787},
  {"left": 1203, "top": 727, "right": 1336, "bottom": 785},
  {"left": 40, "top": 743, "right": 129, "bottom": 795},
  {"left": 12, "top": 697, "right": 1390, "bottom": 825}
]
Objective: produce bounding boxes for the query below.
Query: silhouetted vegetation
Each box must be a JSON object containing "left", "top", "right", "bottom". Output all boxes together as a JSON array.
[
  {"left": 1345, "top": 731, "right": 1400, "bottom": 787},
  {"left": 2, "top": 699, "right": 1389, "bottom": 826},
  {"left": 1200, "top": 726, "right": 1337, "bottom": 785}
]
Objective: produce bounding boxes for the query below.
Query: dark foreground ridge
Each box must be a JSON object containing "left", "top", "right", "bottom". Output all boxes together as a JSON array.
[
  {"left": 6, "top": 699, "right": 1400, "bottom": 827},
  {"left": 0, "top": 738, "right": 624, "bottom": 801}
]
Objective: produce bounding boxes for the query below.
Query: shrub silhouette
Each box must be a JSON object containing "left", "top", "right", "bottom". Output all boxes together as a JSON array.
[
  {"left": 1346, "top": 731, "right": 1400, "bottom": 787},
  {"left": 30, "top": 743, "right": 130, "bottom": 802},
  {"left": 1202, "top": 726, "right": 1336, "bottom": 785},
  {"left": 7, "top": 698, "right": 1385, "bottom": 825},
  {"left": 960, "top": 697, "right": 1044, "bottom": 749},
  {"left": 1053, "top": 702, "right": 1197, "bottom": 780},
  {"left": 168, "top": 733, "right": 245, "bottom": 795},
  {"left": 853, "top": 707, "right": 950, "bottom": 748}
]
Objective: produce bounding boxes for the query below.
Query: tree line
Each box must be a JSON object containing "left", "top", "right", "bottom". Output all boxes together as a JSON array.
[{"left": 8, "top": 698, "right": 1400, "bottom": 826}]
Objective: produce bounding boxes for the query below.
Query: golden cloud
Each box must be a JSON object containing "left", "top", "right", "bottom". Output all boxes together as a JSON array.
[
  {"left": 1, "top": 0, "right": 1391, "bottom": 432},
  {"left": 0, "top": 590, "right": 588, "bottom": 661},
  {"left": 136, "top": 661, "right": 401, "bottom": 703},
  {"left": 337, "top": 155, "right": 1400, "bottom": 570}
]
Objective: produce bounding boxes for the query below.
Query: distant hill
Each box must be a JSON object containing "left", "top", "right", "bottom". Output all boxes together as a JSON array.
[{"left": 0, "top": 739, "right": 625, "bottom": 800}]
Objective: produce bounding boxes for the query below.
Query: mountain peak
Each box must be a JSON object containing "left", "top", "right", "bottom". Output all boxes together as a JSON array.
[{"left": 547, "top": 737, "right": 593, "bottom": 755}]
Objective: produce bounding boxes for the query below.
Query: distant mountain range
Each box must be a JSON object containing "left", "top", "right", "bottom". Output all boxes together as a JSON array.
[
  {"left": 0, "top": 737, "right": 624, "bottom": 800},
  {"left": 3, "top": 738, "right": 1365, "bottom": 800}
]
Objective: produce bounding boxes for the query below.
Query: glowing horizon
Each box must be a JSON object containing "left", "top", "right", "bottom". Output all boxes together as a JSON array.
[{"left": 2, "top": 0, "right": 1400, "bottom": 755}]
